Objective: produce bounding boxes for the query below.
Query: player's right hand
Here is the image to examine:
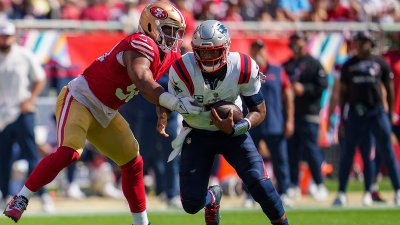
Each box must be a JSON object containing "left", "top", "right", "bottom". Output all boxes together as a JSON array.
[
  {"left": 210, "top": 108, "right": 235, "bottom": 134},
  {"left": 174, "top": 96, "right": 202, "bottom": 115}
]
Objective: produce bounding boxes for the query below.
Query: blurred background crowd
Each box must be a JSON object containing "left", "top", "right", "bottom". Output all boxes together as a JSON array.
[
  {"left": 0, "top": 0, "right": 399, "bottom": 23},
  {"left": 1, "top": 0, "right": 400, "bottom": 214}
]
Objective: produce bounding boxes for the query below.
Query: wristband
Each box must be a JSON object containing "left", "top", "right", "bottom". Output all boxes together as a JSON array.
[
  {"left": 232, "top": 118, "right": 251, "bottom": 136},
  {"left": 159, "top": 92, "right": 178, "bottom": 111}
]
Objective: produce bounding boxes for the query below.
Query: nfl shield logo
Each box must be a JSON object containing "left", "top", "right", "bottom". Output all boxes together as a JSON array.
[{"left": 150, "top": 7, "right": 168, "bottom": 20}]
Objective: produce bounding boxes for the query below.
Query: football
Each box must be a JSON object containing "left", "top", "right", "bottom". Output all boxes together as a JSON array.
[{"left": 211, "top": 100, "right": 244, "bottom": 123}]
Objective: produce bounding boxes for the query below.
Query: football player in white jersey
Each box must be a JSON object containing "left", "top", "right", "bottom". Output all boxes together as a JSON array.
[{"left": 167, "top": 20, "right": 289, "bottom": 225}]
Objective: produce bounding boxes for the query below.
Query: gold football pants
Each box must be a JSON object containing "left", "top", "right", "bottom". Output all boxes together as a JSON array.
[{"left": 55, "top": 87, "right": 139, "bottom": 166}]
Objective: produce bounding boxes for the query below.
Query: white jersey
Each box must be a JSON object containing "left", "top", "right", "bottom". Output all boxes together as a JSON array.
[{"left": 168, "top": 52, "right": 261, "bottom": 131}]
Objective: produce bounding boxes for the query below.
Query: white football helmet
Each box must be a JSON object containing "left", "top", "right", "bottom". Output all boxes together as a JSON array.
[
  {"left": 139, "top": 2, "right": 186, "bottom": 53},
  {"left": 191, "top": 20, "right": 231, "bottom": 73}
]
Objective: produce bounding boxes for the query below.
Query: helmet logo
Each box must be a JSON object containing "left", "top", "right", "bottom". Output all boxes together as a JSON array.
[
  {"left": 150, "top": 7, "right": 168, "bottom": 20},
  {"left": 217, "top": 24, "right": 228, "bottom": 35}
]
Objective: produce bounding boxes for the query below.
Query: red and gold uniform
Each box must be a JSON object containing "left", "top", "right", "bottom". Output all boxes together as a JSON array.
[
  {"left": 57, "top": 32, "right": 180, "bottom": 165},
  {"left": 84, "top": 32, "right": 179, "bottom": 110},
  {"left": 4, "top": 2, "right": 186, "bottom": 224}
]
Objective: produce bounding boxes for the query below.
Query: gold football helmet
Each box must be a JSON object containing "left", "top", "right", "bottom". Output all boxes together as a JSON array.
[{"left": 139, "top": 1, "right": 186, "bottom": 53}]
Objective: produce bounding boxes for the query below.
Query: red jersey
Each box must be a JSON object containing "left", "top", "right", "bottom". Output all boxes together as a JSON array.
[
  {"left": 83, "top": 32, "right": 180, "bottom": 110},
  {"left": 383, "top": 50, "right": 400, "bottom": 125}
]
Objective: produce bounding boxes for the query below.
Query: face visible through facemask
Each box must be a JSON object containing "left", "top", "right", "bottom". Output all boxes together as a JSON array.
[
  {"left": 198, "top": 48, "right": 222, "bottom": 66},
  {"left": 159, "top": 25, "right": 184, "bottom": 51}
]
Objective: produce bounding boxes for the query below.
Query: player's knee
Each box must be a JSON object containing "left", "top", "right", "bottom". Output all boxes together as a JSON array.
[
  {"left": 120, "top": 155, "right": 143, "bottom": 174},
  {"left": 248, "top": 179, "right": 285, "bottom": 221},
  {"left": 63, "top": 133, "right": 86, "bottom": 150},
  {"left": 115, "top": 139, "right": 139, "bottom": 166},
  {"left": 181, "top": 199, "right": 204, "bottom": 214},
  {"left": 52, "top": 146, "right": 80, "bottom": 169},
  {"left": 237, "top": 157, "right": 267, "bottom": 186},
  {"left": 248, "top": 179, "right": 275, "bottom": 201}
]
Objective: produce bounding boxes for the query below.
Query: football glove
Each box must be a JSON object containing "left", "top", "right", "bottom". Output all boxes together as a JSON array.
[{"left": 159, "top": 92, "right": 202, "bottom": 115}]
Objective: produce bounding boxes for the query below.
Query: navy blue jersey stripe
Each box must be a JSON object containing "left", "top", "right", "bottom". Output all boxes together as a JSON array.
[
  {"left": 242, "top": 55, "right": 249, "bottom": 84},
  {"left": 174, "top": 59, "right": 194, "bottom": 95}
]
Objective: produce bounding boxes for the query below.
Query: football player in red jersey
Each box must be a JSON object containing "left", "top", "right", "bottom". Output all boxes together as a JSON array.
[{"left": 3, "top": 2, "right": 201, "bottom": 224}]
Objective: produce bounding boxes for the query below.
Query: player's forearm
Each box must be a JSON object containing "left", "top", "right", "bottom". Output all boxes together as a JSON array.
[
  {"left": 137, "top": 81, "right": 165, "bottom": 105},
  {"left": 246, "top": 102, "right": 266, "bottom": 128},
  {"left": 128, "top": 63, "right": 165, "bottom": 105},
  {"left": 246, "top": 113, "right": 264, "bottom": 128},
  {"left": 126, "top": 49, "right": 166, "bottom": 105}
]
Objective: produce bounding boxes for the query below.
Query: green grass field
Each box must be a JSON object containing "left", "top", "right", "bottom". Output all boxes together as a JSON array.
[
  {"left": 1, "top": 178, "right": 399, "bottom": 225},
  {"left": 2, "top": 208, "right": 400, "bottom": 225},
  {"left": 324, "top": 177, "right": 394, "bottom": 192}
]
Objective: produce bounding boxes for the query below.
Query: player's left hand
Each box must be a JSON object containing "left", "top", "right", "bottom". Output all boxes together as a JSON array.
[
  {"left": 20, "top": 98, "right": 35, "bottom": 113},
  {"left": 156, "top": 105, "right": 169, "bottom": 137},
  {"left": 210, "top": 108, "right": 234, "bottom": 135}
]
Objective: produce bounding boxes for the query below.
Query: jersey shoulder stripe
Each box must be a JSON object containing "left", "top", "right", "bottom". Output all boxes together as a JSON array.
[
  {"left": 172, "top": 57, "right": 194, "bottom": 96},
  {"left": 128, "top": 33, "right": 157, "bottom": 62},
  {"left": 238, "top": 53, "right": 252, "bottom": 84},
  {"left": 130, "top": 43, "right": 154, "bottom": 62},
  {"left": 130, "top": 40, "right": 154, "bottom": 52}
]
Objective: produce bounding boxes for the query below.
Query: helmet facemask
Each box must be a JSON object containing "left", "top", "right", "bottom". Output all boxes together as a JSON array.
[
  {"left": 191, "top": 20, "right": 231, "bottom": 73},
  {"left": 156, "top": 21, "right": 185, "bottom": 53},
  {"left": 193, "top": 44, "right": 228, "bottom": 73}
]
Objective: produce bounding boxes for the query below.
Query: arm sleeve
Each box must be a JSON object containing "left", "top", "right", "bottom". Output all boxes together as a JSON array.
[
  {"left": 242, "top": 91, "right": 264, "bottom": 107},
  {"left": 240, "top": 57, "right": 262, "bottom": 96},
  {"left": 302, "top": 60, "right": 328, "bottom": 97}
]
